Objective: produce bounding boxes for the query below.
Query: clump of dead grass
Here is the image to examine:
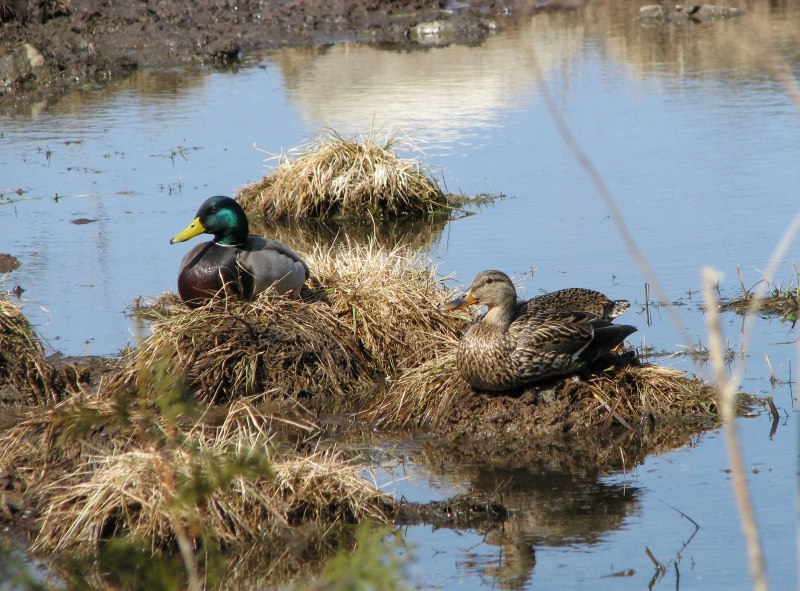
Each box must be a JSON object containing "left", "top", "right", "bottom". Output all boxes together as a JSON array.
[
  {"left": 34, "top": 438, "right": 392, "bottom": 553},
  {"left": 101, "top": 294, "right": 371, "bottom": 408},
  {"left": 305, "top": 239, "right": 470, "bottom": 375},
  {"left": 363, "top": 331, "right": 465, "bottom": 429},
  {"left": 237, "top": 131, "right": 447, "bottom": 220},
  {"left": 586, "top": 364, "right": 725, "bottom": 428},
  {"left": 0, "top": 297, "right": 60, "bottom": 404},
  {"left": 111, "top": 240, "right": 467, "bottom": 414}
]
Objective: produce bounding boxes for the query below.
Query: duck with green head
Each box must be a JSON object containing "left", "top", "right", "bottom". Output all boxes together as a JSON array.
[
  {"left": 440, "top": 270, "right": 637, "bottom": 391},
  {"left": 170, "top": 196, "right": 309, "bottom": 308}
]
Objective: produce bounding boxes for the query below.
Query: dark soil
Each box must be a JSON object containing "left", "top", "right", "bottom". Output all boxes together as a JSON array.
[{"left": 0, "top": 0, "right": 541, "bottom": 111}]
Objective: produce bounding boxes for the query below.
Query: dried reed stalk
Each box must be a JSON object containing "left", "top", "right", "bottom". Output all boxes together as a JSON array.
[{"left": 702, "top": 269, "right": 767, "bottom": 591}]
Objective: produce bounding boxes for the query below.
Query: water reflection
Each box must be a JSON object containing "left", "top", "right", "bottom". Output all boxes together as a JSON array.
[
  {"left": 588, "top": 0, "right": 800, "bottom": 83},
  {"left": 264, "top": 22, "right": 576, "bottom": 149},
  {"left": 407, "top": 425, "right": 709, "bottom": 589},
  {"left": 263, "top": 0, "right": 800, "bottom": 153},
  {"left": 249, "top": 212, "right": 452, "bottom": 254}
]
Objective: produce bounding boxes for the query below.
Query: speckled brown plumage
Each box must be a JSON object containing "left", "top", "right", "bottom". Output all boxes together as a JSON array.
[
  {"left": 524, "top": 287, "right": 629, "bottom": 320},
  {"left": 440, "top": 270, "right": 637, "bottom": 391}
]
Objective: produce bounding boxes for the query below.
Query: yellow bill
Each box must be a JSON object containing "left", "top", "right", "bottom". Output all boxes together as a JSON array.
[{"left": 170, "top": 217, "right": 206, "bottom": 244}]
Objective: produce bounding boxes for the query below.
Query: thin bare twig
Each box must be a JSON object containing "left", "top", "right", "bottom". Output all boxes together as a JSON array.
[{"left": 702, "top": 268, "right": 767, "bottom": 591}]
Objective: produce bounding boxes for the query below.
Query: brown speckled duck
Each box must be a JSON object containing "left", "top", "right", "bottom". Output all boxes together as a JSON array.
[
  {"left": 440, "top": 270, "right": 637, "bottom": 391},
  {"left": 523, "top": 285, "right": 630, "bottom": 320},
  {"left": 170, "top": 196, "right": 308, "bottom": 308}
]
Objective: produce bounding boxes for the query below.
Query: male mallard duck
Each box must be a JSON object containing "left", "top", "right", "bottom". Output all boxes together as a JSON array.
[
  {"left": 170, "top": 196, "right": 309, "bottom": 308},
  {"left": 440, "top": 270, "right": 637, "bottom": 391}
]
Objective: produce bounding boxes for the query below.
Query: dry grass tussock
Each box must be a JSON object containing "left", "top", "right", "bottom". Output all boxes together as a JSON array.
[
  {"left": 305, "top": 239, "right": 470, "bottom": 375},
  {"left": 364, "top": 331, "right": 464, "bottom": 428},
  {"left": 237, "top": 131, "right": 447, "bottom": 220},
  {"left": 129, "top": 240, "right": 469, "bottom": 401},
  {"left": 0, "top": 392, "right": 133, "bottom": 511},
  {"left": 1, "top": 396, "right": 392, "bottom": 557},
  {"left": 0, "top": 297, "right": 61, "bottom": 404},
  {"left": 586, "top": 364, "right": 727, "bottom": 427},
  {"left": 103, "top": 293, "right": 371, "bottom": 407},
  {"left": 34, "top": 431, "right": 392, "bottom": 553}
]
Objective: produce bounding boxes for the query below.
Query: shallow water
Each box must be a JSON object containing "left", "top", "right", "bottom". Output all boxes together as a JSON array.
[{"left": 1, "top": 0, "right": 799, "bottom": 588}]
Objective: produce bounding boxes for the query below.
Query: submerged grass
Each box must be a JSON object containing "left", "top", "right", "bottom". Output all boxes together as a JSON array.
[
  {"left": 237, "top": 131, "right": 448, "bottom": 220},
  {"left": 721, "top": 280, "right": 799, "bottom": 325}
]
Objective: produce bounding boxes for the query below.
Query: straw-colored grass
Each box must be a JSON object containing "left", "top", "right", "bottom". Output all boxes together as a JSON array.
[
  {"left": 102, "top": 294, "right": 371, "bottom": 407},
  {"left": 34, "top": 435, "right": 392, "bottom": 553},
  {"left": 364, "top": 331, "right": 465, "bottom": 428},
  {"left": 111, "top": 240, "right": 467, "bottom": 415},
  {"left": 237, "top": 131, "right": 447, "bottom": 220},
  {"left": 0, "top": 392, "right": 132, "bottom": 516},
  {"left": 0, "top": 298, "right": 60, "bottom": 404},
  {"left": 585, "top": 364, "right": 726, "bottom": 425},
  {"left": 305, "top": 239, "right": 470, "bottom": 375}
]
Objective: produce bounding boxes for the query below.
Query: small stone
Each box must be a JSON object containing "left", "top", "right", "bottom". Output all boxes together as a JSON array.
[{"left": 22, "top": 43, "right": 45, "bottom": 69}]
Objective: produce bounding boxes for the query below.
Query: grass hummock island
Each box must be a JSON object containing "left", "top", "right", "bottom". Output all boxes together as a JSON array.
[
  {"left": 237, "top": 131, "right": 449, "bottom": 220},
  {"left": 0, "top": 245, "right": 755, "bottom": 586}
]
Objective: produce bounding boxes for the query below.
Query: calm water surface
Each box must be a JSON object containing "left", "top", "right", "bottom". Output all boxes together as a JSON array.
[{"left": 1, "top": 1, "right": 798, "bottom": 588}]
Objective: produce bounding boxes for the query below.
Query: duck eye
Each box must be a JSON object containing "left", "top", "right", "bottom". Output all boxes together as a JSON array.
[
  {"left": 210, "top": 206, "right": 219, "bottom": 213},
  {"left": 485, "top": 277, "right": 494, "bottom": 284}
]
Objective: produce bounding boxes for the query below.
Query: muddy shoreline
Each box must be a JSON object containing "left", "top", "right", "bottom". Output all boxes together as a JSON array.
[{"left": 0, "top": 0, "right": 543, "bottom": 111}]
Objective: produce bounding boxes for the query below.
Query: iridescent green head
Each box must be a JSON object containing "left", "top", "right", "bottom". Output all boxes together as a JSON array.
[{"left": 170, "top": 196, "right": 249, "bottom": 246}]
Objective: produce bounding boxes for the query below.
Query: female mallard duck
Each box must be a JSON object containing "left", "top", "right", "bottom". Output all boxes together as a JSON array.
[
  {"left": 522, "top": 286, "right": 629, "bottom": 320},
  {"left": 170, "top": 196, "right": 309, "bottom": 308},
  {"left": 440, "top": 270, "right": 637, "bottom": 391}
]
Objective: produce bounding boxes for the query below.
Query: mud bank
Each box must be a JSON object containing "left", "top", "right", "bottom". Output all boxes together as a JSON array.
[{"left": 1, "top": 0, "right": 542, "bottom": 111}]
